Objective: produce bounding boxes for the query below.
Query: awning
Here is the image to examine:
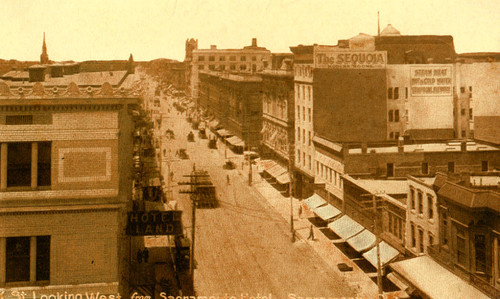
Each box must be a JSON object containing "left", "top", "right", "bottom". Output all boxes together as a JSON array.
[
  {"left": 226, "top": 135, "right": 244, "bottom": 147},
  {"left": 362, "top": 241, "right": 400, "bottom": 270},
  {"left": 327, "top": 215, "right": 365, "bottom": 240},
  {"left": 258, "top": 160, "right": 277, "bottom": 173},
  {"left": 346, "top": 229, "right": 376, "bottom": 252},
  {"left": 303, "top": 194, "right": 327, "bottom": 210},
  {"left": 313, "top": 204, "right": 341, "bottom": 221},
  {"left": 389, "top": 256, "right": 490, "bottom": 299},
  {"left": 276, "top": 173, "right": 291, "bottom": 184},
  {"left": 209, "top": 120, "right": 220, "bottom": 129},
  {"left": 217, "top": 129, "right": 233, "bottom": 137},
  {"left": 266, "top": 164, "right": 287, "bottom": 178}
]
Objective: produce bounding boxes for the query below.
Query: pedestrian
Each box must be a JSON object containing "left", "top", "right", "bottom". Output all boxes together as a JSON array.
[
  {"left": 163, "top": 149, "right": 166, "bottom": 156},
  {"left": 307, "top": 224, "right": 315, "bottom": 240},
  {"left": 299, "top": 205, "right": 303, "bottom": 218},
  {"left": 170, "top": 171, "right": 174, "bottom": 181},
  {"left": 143, "top": 248, "right": 149, "bottom": 263},
  {"left": 137, "top": 249, "right": 143, "bottom": 263},
  {"left": 226, "top": 174, "right": 230, "bottom": 185}
]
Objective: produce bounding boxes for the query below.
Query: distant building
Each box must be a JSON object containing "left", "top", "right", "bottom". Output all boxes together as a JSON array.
[
  {"left": 188, "top": 38, "right": 271, "bottom": 103},
  {"left": 40, "top": 33, "right": 49, "bottom": 64}
]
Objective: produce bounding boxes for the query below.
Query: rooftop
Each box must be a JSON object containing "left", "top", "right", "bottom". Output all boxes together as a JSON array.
[{"left": 348, "top": 141, "right": 499, "bottom": 154}]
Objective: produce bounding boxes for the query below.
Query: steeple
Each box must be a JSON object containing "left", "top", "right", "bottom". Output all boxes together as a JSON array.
[{"left": 40, "top": 32, "right": 49, "bottom": 64}]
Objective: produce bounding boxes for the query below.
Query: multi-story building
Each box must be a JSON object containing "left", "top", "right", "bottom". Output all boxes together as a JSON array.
[
  {"left": 188, "top": 38, "right": 271, "bottom": 104},
  {"left": 198, "top": 71, "right": 263, "bottom": 150},
  {"left": 260, "top": 54, "right": 294, "bottom": 190},
  {"left": 0, "top": 59, "right": 139, "bottom": 296}
]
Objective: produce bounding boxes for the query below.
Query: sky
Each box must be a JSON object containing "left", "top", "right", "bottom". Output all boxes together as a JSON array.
[{"left": 0, "top": 0, "right": 499, "bottom": 62}]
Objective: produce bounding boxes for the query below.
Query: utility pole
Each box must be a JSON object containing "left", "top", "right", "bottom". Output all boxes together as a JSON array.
[
  {"left": 178, "top": 166, "right": 210, "bottom": 275},
  {"left": 372, "top": 194, "right": 383, "bottom": 298}
]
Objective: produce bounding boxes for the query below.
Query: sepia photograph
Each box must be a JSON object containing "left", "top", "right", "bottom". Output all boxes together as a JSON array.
[{"left": 0, "top": 0, "right": 499, "bottom": 298}]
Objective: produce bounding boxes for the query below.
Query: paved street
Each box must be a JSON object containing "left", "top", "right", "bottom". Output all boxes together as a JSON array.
[{"left": 156, "top": 92, "right": 359, "bottom": 299}]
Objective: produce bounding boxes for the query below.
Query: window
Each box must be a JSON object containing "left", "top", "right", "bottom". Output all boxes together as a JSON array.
[
  {"left": 388, "top": 110, "right": 394, "bottom": 122},
  {"left": 308, "top": 155, "right": 311, "bottom": 170},
  {"left": 198, "top": 65, "right": 204, "bottom": 70},
  {"left": 219, "top": 65, "right": 225, "bottom": 71},
  {"left": 405, "top": 87, "right": 408, "bottom": 99},
  {"left": 389, "top": 132, "right": 394, "bottom": 139},
  {"left": 36, "top": 236, "right": 50, "bottom": 281},
  {"left": 302, "top": 129, "right": 305, "bottom": 144},
  {"left": 386, "top": 163, "right": 394, "bottom": 177},
  {"left": 427, "top": 195, "right": 433, "bottom": 219},
  {"left": 6, "top": 115, "right": 33, "bottom": 125},
  {"left": 302, "top": 152, "right": 305, "bottom": 167},
  {"left": 308, "top": 86, "right": 312, "bottom": 101},
  {"left": 419, "top": 228, "right": 424, "bottom": 253},
  {"left": 394, "top": 110, "right": 400, "bottom": 122},
  {"left": 208, "top": 65, "right": 215, "bottom": 70},
  {"left": 421, "top": 162, "right": 429, "bottom": 175},
  {"left": 481, "top": 161, "right": 488, "bottom": 172},
  {"left": 308, "top": 108, "right": 311, "bottom": 122},
  {"left": 252, "top": 56, "right": 256, "bottom": 61},
  {"left": 406, "top": 110, "right": 409, "bottom": 121},
  {"left": 308, "top": 131, "right": 311, "bottom": 146},
  {"left": 469, "top": 108, "right": 473, "bottom": 120},
  {"left": 448, "top": 162, "right": 455, "bottom": 173},
  {"left": 460, "top": 87, "right": 465, "bottom": 93},
  {"left": 230, "top": 56, "right": 236, "bottom": 61},
  {"left": 394, "top": 87, "right": 399, "bottom": 99},
  {"left": 442, "top": 212, "right": 449, "bottom": 246},
  {"left": 198, "top": 56, "right": 205, "bottom": 61},
  {"left": 395, "top": 132, "right": 400, "bottom": 140},
  {"left": 461, "top": 130, "right": 466, "bottom": 137},
  {"left": 219, "top": 56, "right": 225, "bottom": 61},
  {"left": 429, "top": 234, "right": 434, "bottom": 247},
  {"left": 230, "top": 64, "right": 236, "bottom": 70},
  {"left": 411, "top": 223, "right": 416, "bottom": 248},
  {"left": 297, "top": 150, "right": 300, "bottom": 163},
  {"left": 240, "top": 64, "right": 246, "bottom": 71},
  {"left": 474, "top": 234, "right": 486, "bottom": 273},
  {"left": 5, "top": 236, "right": 50, "bottom": 283},
  {"left": 297, "top": 105, "right": 300, "bottom": 120},
  {"left": 240, "top": 56, "right": 246, "bottom": 61},
  {"left": 38, "top": 142, "right": 51, "bottom": 186},
  {"left": 456, "top": 226, "right": 466, "bottom": 266},
  {"left": 208, "top": 56, "right": 215, "bottom": 61},
  {"left": 461, "top": 108, "right": 466, "bottom": 116},
  {"left": 7, "top": 142, "right": 32, "bottom": 187},
  {"left": 302, "top": 107, "right": 305, "bottom": 121},
  {"left": 388, "top": 88, "right": 393, "bottom": 99},
  {"left": 418, "top": 191, "right": 423, "bottom": 214},
  {"left": 297, "top": 126, "right": 300, "bottom": 141},
  {"left": 410, "top": 188, "right": 415, "bottom": 209},
  {"left": 6, "top": 237, "right": 30, "bottom": 282}
]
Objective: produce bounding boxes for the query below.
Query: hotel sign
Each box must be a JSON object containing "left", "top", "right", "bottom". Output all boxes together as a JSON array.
[
  {"left": 126, "top": 210, "right": 183, "bottom": 236},
  {"left": 410, "top": 66, "right": 453, "bottom": 97},
  {"left": 315, "top": 50, "right": 387, "bottom": 69}
]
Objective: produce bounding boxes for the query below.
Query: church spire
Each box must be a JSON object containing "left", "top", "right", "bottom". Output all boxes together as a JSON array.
[{"left": 40, "top": 32, "right": 49, "bottom": 64}]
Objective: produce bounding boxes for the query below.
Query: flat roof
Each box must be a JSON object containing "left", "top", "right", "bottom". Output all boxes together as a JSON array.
[
  {"left": 348, "top": 141, "right": 499, "bottom": 154},
  {"left": 4, "top": 70, "right": 128, "bottom": 87}
]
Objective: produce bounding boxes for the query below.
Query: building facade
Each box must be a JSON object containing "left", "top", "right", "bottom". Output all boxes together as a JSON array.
[{"left": 0, "top": 65, "right": 139, "bottom": 296}]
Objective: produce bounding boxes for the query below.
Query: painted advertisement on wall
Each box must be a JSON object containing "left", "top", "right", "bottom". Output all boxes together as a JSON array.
[{"left": 410, "top": 65, "right": 453, "bottom": 97}]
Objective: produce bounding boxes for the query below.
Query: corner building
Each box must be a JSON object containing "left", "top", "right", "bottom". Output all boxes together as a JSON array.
[{"left": 0, "top": 64, "right": 139, "bottom": 296}]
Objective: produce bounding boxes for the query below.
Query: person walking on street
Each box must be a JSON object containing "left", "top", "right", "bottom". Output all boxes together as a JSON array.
[
  {"left": 226, "top": 174, "right": 230, "bottom": 185},
  {"left": 307, "top": 224, "right": 315, "bottom": 240},
  {"left": 299, "top": 205, "right": 303, "bottom": 218}
]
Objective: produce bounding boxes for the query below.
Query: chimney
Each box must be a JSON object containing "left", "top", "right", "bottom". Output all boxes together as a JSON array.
[
  {"left": 361, "top": 143, "right": 368, "bottom": 154},
  {"left": 210, "top": 45, "right": 217, "bottom": 50},
  {"left": 50, "top": 65, "right": 63, "bottom": 78},
  {"left": 398, "top": 136, "right": 405, "bottom": 153},
  {"left": 252, "top": 38, "right": 257, "bottom": 47},
  {"left": 461, "top": 141, "right": 467, "bottom": 152},
  {"left": 28, "top": 65, "right": 46, "bottom": 82}
]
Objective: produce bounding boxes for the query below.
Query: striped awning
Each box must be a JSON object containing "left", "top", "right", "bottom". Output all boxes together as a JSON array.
[
  {"left": 346, "top": 229, "right": 376, "bottom": 252},
  {"left": 327, "top": 215, "right": 365, "bottom": 240},
  {"left": 313, "top": 204, "right": 341, "bottom": 221},
  {"left": 303, "top": 194, "right": 327, "bottom": 210},
  {"left": 362, "top": 241, "right": 400, "bottom": 270}
]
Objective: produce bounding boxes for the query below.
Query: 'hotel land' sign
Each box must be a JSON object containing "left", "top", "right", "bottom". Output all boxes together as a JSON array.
[
  {"left": 410, "top": 66, "right": 453, "bottom": 97},
  {"left": 126, "top": 210, "right": 183, "bottom": 236},
  {"left": 315, "top": 50, "right": 387, "bottom": 69}
]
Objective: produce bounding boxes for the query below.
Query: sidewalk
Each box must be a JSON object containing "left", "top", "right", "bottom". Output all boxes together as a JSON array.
[{"left": 237, "top": 162, "right": 380, "bottom": 299}]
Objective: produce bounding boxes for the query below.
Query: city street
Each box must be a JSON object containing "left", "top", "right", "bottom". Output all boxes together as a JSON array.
[{"left": 157, "top": 93, "right": 359, "bottom": 298}]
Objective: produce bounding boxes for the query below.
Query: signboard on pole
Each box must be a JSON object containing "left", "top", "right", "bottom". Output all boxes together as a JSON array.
[
  {"left": 410, "top": 66, "right": 453, "bottom": 97},
  {"left": 126, "top": 210, "right": 183, "bottom": 236}
]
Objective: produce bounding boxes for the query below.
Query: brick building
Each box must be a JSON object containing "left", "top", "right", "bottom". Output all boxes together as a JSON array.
[{"left": 0, "top": 63, "right": 139, "bottom": 296}]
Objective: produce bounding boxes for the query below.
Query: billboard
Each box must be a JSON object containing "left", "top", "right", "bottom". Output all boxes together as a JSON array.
[
  {"left": 126, "top": 210, "right": 183, "bottom": 236},
  {"left": 410, "top": 66, "right": 452, "bottom": 97},
  {"left": 315, "top": 50, "right": 387, "bottom": 69}
]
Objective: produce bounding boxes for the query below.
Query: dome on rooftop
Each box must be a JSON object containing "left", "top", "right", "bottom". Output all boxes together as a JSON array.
[{"left": 381, "top": 24, "right": 401, "bottom": 36}]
